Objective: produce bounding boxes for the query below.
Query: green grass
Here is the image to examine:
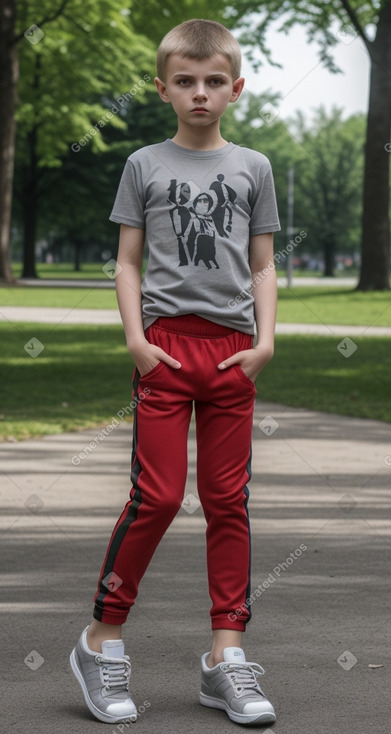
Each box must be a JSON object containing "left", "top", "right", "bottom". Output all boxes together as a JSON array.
[
  {"left": 1, "top": 323, "right": 132, "bottom": 440},
  {"left": 0, "top": 285, "right": 117, "bottom": 309},
  {"left": 259, "top": 334, "right": 391, "bottom": 421},
  {"left": 1, "top": 323, "right": 390, "bottom": 441},
  {"left": 12, "top": 261, "right": 357, "bottom": 280},
  {"left": 12, "top": 263, "right": 109, "bottom": 279},
  {"left": 276, "top": 269, "right": 360, "bottom": 278},
  {"left": 1, "top": 285, "right": 390, "bottom": 326},
  {"left": 277, "top": 287, "right": 391, "bottom": 326},
  {"left": 0, "top": 286, "right": 391, "bottom": 326}
]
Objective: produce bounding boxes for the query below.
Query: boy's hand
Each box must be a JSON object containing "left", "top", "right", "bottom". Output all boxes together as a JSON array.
[
  {"left": 129, "top": 339, "right": 181, "bottom": 378},
  {"left": 218, "top": 345, "right": 274, "bottom": 383}
]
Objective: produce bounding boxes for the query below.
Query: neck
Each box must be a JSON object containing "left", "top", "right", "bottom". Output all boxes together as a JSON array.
[{"left": 172, "top": 119, "right": 228, "bottom": 151}]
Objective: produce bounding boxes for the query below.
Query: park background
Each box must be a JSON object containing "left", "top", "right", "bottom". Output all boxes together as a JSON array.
[
  {"left": 1, "top": 5, "right": 391, "bottom": 734},
  {"left": 0, "top": 0, "right": 390, "bottom": 439}
]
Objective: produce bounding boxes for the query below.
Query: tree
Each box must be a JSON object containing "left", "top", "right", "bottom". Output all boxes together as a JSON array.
[
  {"left": 228, "top": 0, "right": 391, "bottom": 290},
  {"left": 221, "top": 92, "right": 365, "bottom": 273},
  {"left": 291, "top": 108, "right": 365, "bottom": 275},
  {"left": 220, "top": 88, "right": 298, "bottom": 251},
  {"left": 12, "top": 0, "right": 155, "bottom": 279},
  {"left": 130, "top": 0, "right": 227, "bottom": 44},
  {"left": 0, "top": 0, "right": 18, "bottom": 282},
  {"left": 2, "top": 0, "right": 228, "bottom": 282},
  {"left": 0, "top": 0, "right": 75, "bottom": 281},
  {"left": 26, "top": 90, "right": 179, "bottom": 270}
]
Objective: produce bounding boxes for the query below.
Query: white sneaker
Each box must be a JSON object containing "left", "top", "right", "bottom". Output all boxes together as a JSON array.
[
  {"left": 200, "top": 646, "right": 276, "bottom": 725},
  {"left": 70, "top": 626, "right": 137, "bottom": 723}
]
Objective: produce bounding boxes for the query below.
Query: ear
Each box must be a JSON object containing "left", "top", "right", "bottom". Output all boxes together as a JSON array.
[
  {"left": 154, "top": 77, "right": 171, "bottom": 103},
  {"left": 230, "top": 77, "right": 245, "bottom": 103}
]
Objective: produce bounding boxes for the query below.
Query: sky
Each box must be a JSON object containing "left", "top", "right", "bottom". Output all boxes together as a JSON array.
[{"left": 239, "top": 22, "right": 370, "bottom": 123}]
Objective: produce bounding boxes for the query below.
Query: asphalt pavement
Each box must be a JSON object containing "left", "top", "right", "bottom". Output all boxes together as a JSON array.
[{"left": 1, "top": 400, "right": 390, "bottom": 733}]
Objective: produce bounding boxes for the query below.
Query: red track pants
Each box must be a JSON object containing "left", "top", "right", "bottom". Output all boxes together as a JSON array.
[{"left": 93, "top": 315, "right": 256, "bottom": 631}]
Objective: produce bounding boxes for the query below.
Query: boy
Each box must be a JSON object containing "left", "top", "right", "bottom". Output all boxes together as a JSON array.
[{"left": 70, "top": 18, "right": 280, "bottom": 727}]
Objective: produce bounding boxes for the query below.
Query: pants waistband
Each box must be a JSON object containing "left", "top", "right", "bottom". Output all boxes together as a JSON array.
[{"left": 150, "top": 315, "right": 238, "bottom": 338}]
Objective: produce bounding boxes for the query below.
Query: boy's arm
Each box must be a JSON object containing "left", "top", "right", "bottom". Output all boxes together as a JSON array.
[
  {"left": 250, "top": 231, "right": 277, "bottom": 365},
  {"left": 218, "top": 233, "right": 276, "bottom": 381},
  {"left": 116, "top": 224, "right": 181, "bottom": 376}
]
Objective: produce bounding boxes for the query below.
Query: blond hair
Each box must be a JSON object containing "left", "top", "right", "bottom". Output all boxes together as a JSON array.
[{"left": 157, "top": 19, "right": 241, "bottom": 81}]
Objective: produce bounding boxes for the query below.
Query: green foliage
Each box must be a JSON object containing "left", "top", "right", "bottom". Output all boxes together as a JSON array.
[
  {"left": 130, "top": 0, "right": 228, "bottom": 45},
  {"left": 290, "top": 107, "right": 365, "bottom": 263},
  {"left": 225, "top": 1, "right": 380, "bottom": 71},
  {"left": 223, "top": 0, "right": 390, "bottom": 289},
  {"left": 10, "top": 0, "right": 369, "bottom": 273},
  {"left": 221, "top": 89, "right": 296, "bottom": 250},
  {"left": 18, "top": 89, "right": 180, "bottom": 253},
  {"left": 221, "top": 91, "right": 365, "bottom": 266},
  {"left": 15, "top": 0, "right": 229, "bottom": 167},
  {"left": 13, "top": 0, "right": 231, "bottom": 261},
  {"left": 16, "top": 0, "right": 156, "bottom": 165}
]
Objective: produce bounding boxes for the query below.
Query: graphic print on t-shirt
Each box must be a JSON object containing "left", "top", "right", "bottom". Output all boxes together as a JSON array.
[{"left": 167, "top": 174, "right": 237, "bottom": 270}]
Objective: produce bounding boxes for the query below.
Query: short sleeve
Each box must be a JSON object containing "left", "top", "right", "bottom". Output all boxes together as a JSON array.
[
  {"left": 249, "top": 164, "right": 280, "bottom": 236},
  {"left": 109, "top": 158, "right": 145, "bottom": 228}
]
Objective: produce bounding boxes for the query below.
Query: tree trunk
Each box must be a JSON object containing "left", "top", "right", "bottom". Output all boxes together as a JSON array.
[
  {"left": 21, "top": 182, "right": 38, "bottom": 279},
  {"left": 0, "top": 0, "right": 18, "bottom": 282},
  {"left": 21, "top": 125, "right": 38, "bottom": 278},
  {"left": 21, "top": 51, "right": 42, "bottom": 279},
  {"left": 357, "top": 3, "right": 391, "bottom": 290},
  {"left": 323, "top": 236, "right": 335, "bottom": 277},
  {"left": 74, "top": 238, "right": 82, "bottom": 271}
]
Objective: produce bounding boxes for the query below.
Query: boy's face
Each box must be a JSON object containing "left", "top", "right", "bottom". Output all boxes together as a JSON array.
[{"left": 155, "top": 54, "right": 244, "bottom": 128}]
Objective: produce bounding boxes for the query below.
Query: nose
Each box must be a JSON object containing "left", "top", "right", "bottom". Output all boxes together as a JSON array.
[{"left": 193, "top": 83, "right": 207, "bottom": 101}]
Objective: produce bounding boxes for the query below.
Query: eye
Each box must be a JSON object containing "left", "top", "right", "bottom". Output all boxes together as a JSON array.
[
  {"left": 177, "top": 78, "right": 191, "bottom": 86},
  {"left": 209, "top": 78, "right": 224, "bottom": 86}
]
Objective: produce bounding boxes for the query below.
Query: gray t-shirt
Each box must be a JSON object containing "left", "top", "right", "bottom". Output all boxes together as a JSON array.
[{"left": 110, "top": 139, "right": 280, "bottom": 334}]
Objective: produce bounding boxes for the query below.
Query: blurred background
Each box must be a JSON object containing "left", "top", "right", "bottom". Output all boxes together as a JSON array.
[
  {"left": 1, "top": 0, "right": 389, "bottom": 286},
  {"left": 1, "top": 0, "right": 390, "bottom": 440}
]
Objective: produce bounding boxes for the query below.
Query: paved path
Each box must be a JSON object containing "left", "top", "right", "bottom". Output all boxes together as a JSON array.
[
  {"left": 1, "top": 401, "right": 390, "bottom": 733},
  {"left": 15, "top": 276, "right": 359, "bottom": 288},
  {"left": 1, "top": 305, "right": 390, "bottom": 336}
]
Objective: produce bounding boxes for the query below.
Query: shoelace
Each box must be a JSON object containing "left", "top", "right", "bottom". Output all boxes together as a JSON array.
[
  {"left": 95, "top": 653, "right": 131, "bottom": 692},
  {"left": 221, "top": 662, "right": 266, "bottom": 696}
]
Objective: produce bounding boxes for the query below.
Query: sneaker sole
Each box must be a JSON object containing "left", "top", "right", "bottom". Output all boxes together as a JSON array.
[
  {"left": 200, "top": 691, "right": 276, "bottom": 726},
  {"left": 70, "top": 648, "right": 137, "bottom": 724}
]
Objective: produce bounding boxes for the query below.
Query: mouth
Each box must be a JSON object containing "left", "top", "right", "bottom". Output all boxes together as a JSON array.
[{"left": 191, "top": 107, "right": 208, "bottom": 113}]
